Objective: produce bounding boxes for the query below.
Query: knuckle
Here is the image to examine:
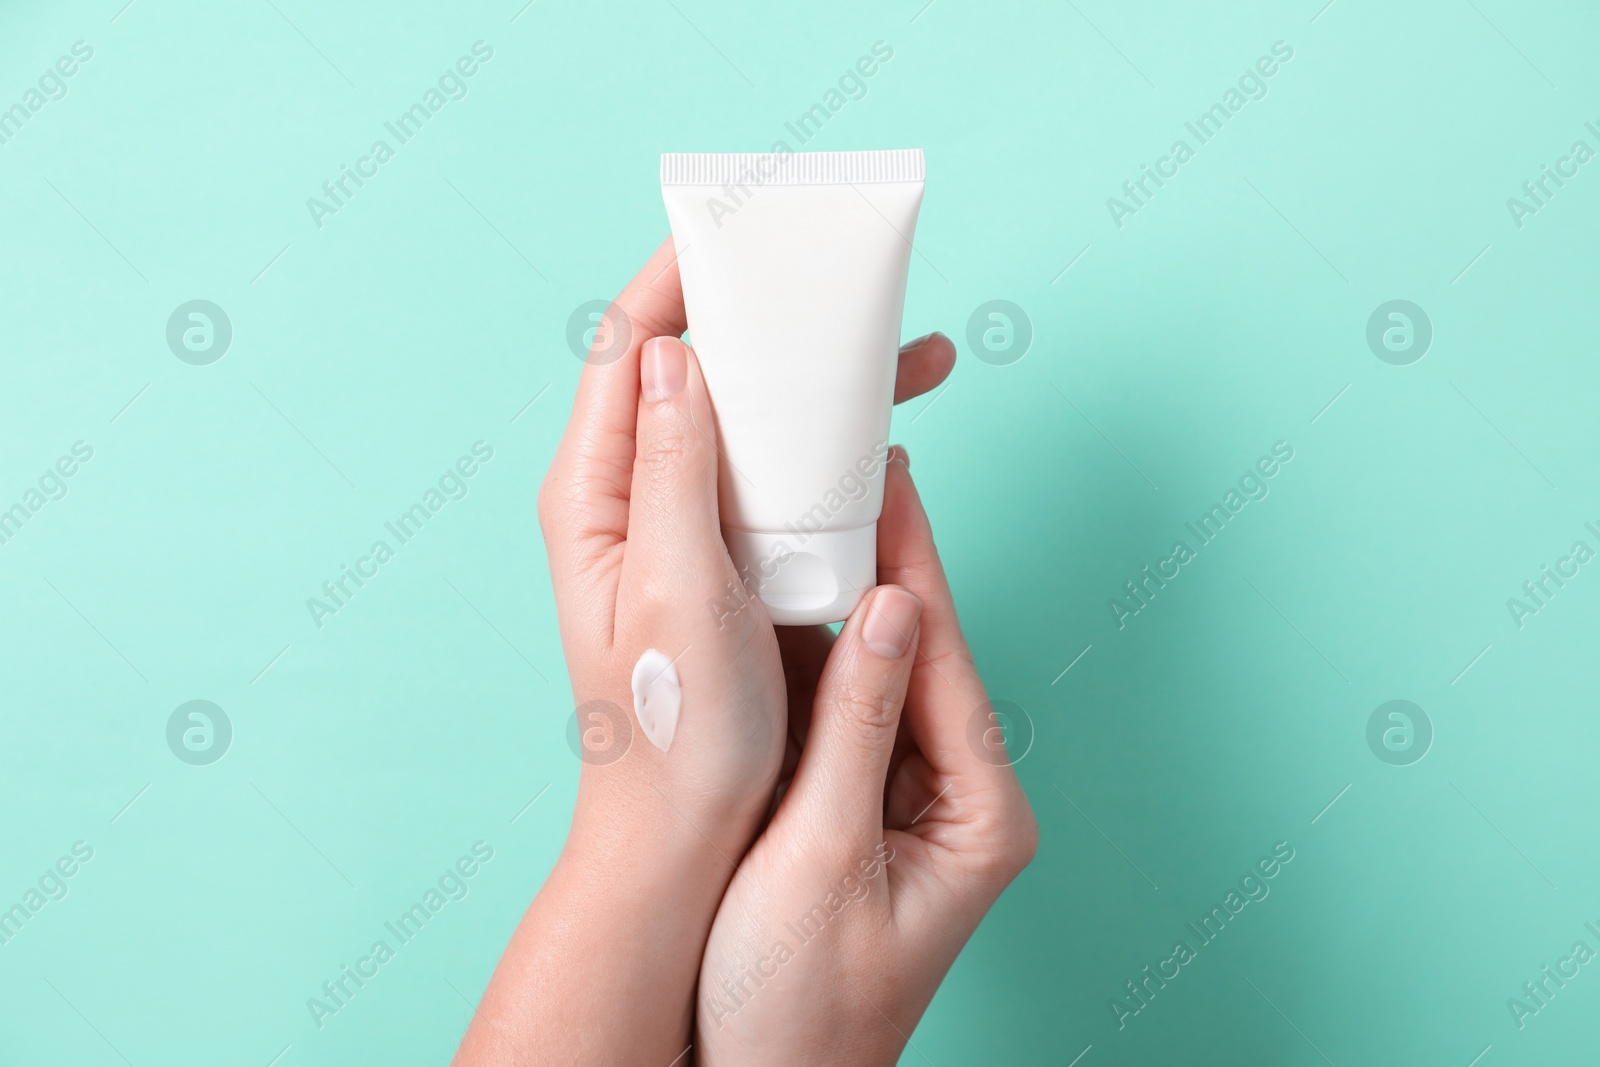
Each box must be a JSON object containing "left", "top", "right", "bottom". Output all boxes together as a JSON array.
[
  {"left": 877, "top": 552, "right": 943, "bottom": 594},
  {"left": 976, "top": 795, "right": 1039, "bottom": 878},
  {"left": 1007, "top": 803, "right": 1041, "bottom": 871},
  {"left": 535, "top": 473, "right": 562, "bottom": 536},
  {"left": 924, "top": 643, "right": 978, "bottom": 676},
  {"left": 831, "top": 674, "right": 900, "bottom": 738},
  {"left": 537, "top": 468, "right": 592, "bottom": 540},
  {"left": 638, "top": 399, "right": 716, "bottom": 474},
  {"left": 632, "top": 567, "right": 696, "bottom": 610},
  {"left": 639, "top": 429, "right": 694, "bottom": 471},
  {"left": 627, "top": 552, "right": 733, "bottom": 613}
]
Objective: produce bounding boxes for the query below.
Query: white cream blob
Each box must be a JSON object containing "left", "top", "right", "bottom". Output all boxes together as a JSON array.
[{"left": 631, "top": 649, "right": 681, "bottom": 753}]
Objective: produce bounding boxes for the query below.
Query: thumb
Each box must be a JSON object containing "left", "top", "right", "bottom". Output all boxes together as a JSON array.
[
  {"left": 784, "top": 585, "right": 923, "bottom": 850},
  {"left": 624, "top": 336, "right": 726, "bottom": 594}
]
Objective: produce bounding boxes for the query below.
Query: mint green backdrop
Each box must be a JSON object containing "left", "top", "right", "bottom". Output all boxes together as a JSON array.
[{"left": 2, "top": 0, "right": 1597, "bottom": 1064}]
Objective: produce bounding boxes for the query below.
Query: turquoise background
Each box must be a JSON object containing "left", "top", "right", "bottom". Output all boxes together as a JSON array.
[{"left": 2, "top": 0, "right": 1597, "bottom": 1063}]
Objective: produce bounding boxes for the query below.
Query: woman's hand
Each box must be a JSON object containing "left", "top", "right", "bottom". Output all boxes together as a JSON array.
[
  {"left": 454, "top": 238, "right": 957, "bottom": 1067},
  {"left": 696, "top": 453, "right": 1038, "bottom": 1066},
  {"left": 543, "top": 242, "right": 958, "bottom": 850}
]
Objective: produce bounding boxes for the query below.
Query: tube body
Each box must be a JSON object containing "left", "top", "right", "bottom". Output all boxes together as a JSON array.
[{"left": 662, "top": 149, "right": 924, "bottom": 624}]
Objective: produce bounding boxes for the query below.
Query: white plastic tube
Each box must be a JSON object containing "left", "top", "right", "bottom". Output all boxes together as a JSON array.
[{"left": 661, "top": 149, "right": 925, "bottom": 625}]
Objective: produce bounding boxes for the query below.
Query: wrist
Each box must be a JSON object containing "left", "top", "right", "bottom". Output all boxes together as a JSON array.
[
  {"left": 464, "top": 786, "right": 738, "bottom": 1067},
  {"left": 543, "top": 802, "right": 738, "bottom": 1009},
  {"left": 573, "top": 759, "right": 768, "bottom": 863}
]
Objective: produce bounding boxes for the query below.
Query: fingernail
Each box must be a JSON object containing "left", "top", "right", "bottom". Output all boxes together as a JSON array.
[
  {"left": 641, "top": 336, "right": 686, "bottom": 402},
  {"left": 903, "top": 333, "right": 933, "bottom": 349},
  {"left": 861, "top": 587, "right": 921, "bottom": 659},
  {"left": 888, "top": 444, "right": 910, "bottom": 469}
]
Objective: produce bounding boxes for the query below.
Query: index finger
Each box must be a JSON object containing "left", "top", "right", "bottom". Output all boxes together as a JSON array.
[
  {"left": 874, "top": 451, "right": 1022, "bottom": 785},
  {"left": 539, "top": 239, "right": 688, "bottom": 637}
]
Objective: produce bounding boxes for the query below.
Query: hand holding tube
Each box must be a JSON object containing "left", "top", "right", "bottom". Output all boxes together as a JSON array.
[
  {"left": 695, "top": 453, "right": 1038, "bottom": 1065},
  {"left": 453, "top": 239, "right": 961, "bottom": 1066}
]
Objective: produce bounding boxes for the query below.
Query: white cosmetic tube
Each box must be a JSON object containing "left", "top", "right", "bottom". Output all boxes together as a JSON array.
[{"left": 661, "top": 149, "right": 925, "bottom": 625}]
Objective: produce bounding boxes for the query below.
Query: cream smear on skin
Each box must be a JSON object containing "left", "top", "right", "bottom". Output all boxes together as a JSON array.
[{"left": 631, "top": 649, "right": 681, "bottom": 752}]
